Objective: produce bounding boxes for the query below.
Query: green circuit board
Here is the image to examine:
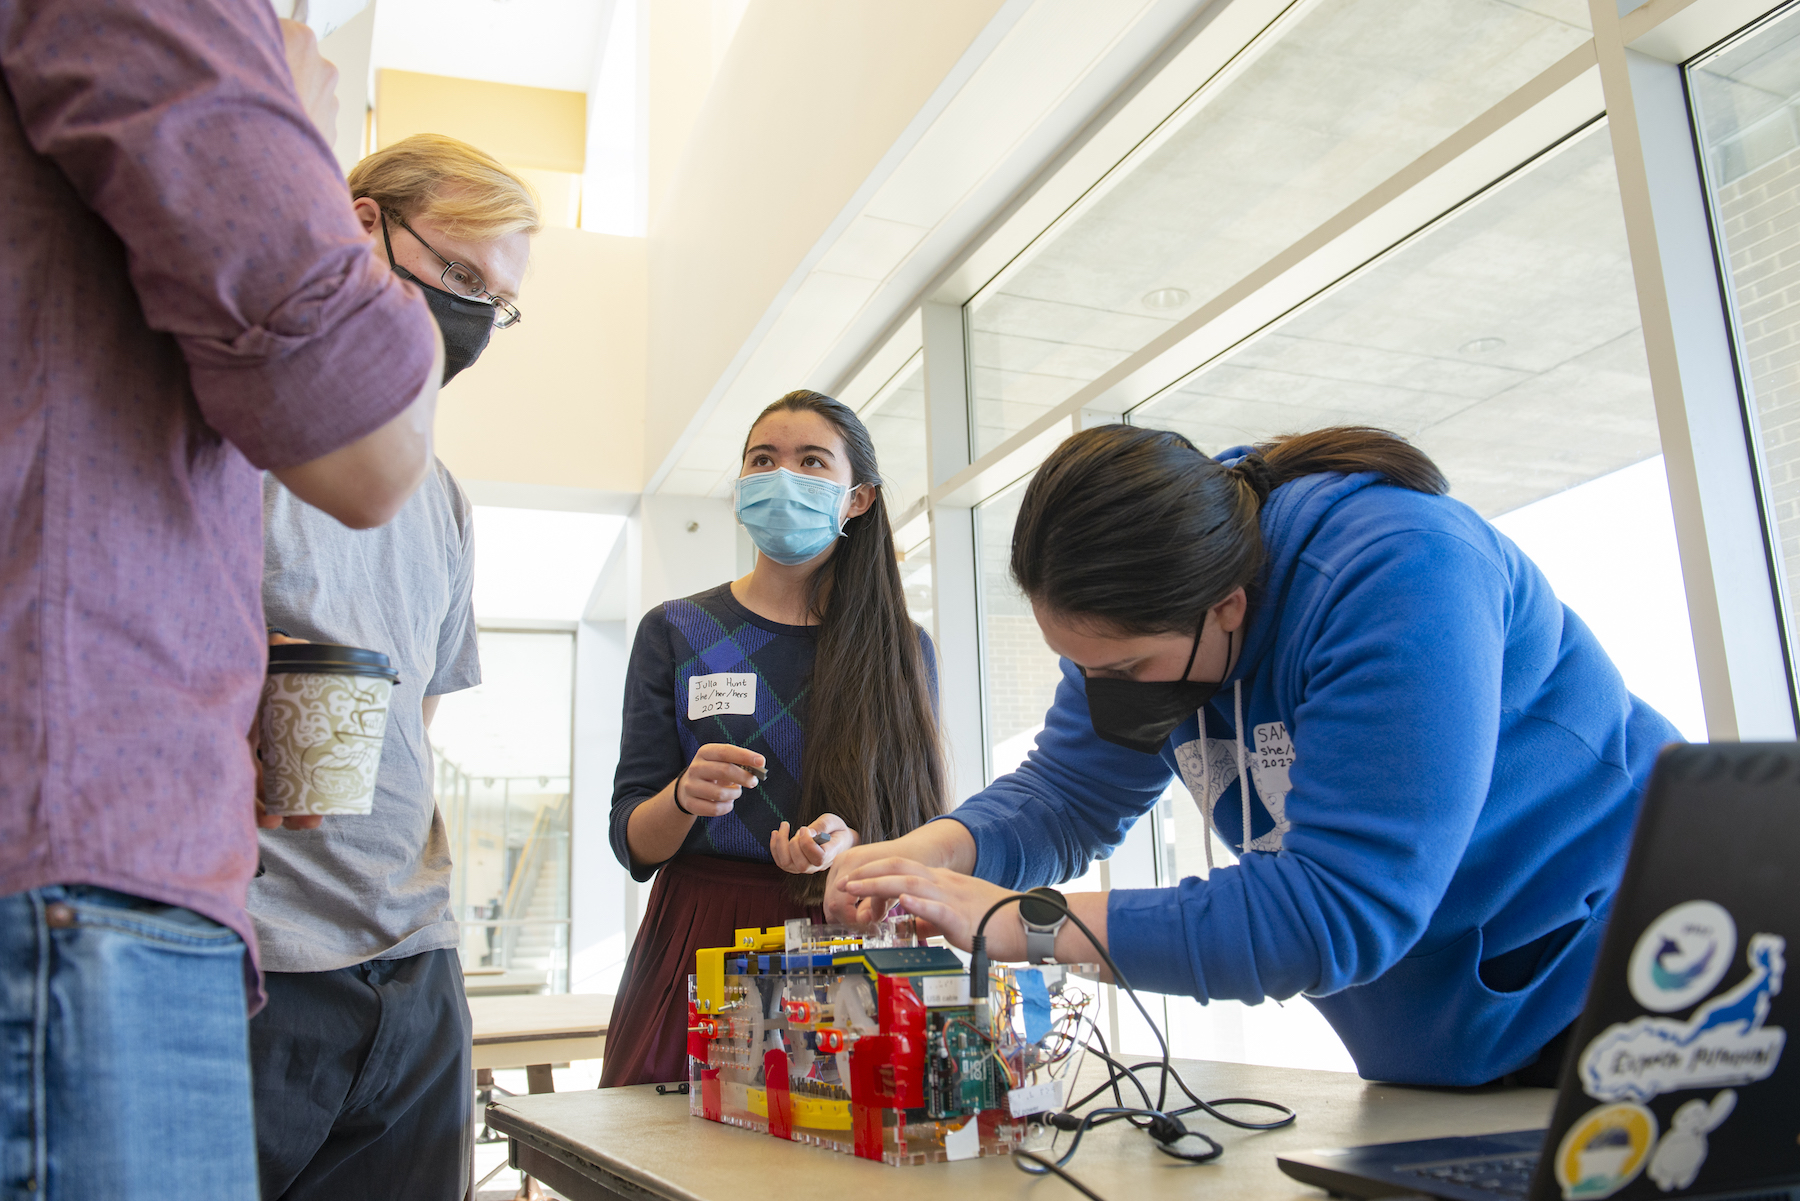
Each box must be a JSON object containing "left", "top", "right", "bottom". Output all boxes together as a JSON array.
[{"left": 924, "top": 1008, "right": 997, "bottom": 1118}]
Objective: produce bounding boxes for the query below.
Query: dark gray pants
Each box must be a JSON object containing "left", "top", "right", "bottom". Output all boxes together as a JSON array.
[{"left": 250, "top": 947, "right": 471, "bottom": 1201}]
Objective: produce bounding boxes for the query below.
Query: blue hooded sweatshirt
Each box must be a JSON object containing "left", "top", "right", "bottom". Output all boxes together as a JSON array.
[{"left": 950, "top": 463, "right": 1682, "bottom": 1086}]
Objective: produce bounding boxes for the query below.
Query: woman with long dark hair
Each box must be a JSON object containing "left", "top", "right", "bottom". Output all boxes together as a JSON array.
[
  {"left": 599, "top": 390, "right": 946, "bottom": 1087},
  {"left": 827, "top": 424, "right": 1681, "bottom": 1087}
]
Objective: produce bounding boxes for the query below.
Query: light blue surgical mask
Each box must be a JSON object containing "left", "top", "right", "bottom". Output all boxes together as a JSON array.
[{"left": 734, "top": 468, "right": 853, "bottom": 566}]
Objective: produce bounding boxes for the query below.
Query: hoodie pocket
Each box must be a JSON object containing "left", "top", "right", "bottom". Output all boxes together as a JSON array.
[{"left": 1473, "top": 907, "right": 1606, "bottom": 1000}]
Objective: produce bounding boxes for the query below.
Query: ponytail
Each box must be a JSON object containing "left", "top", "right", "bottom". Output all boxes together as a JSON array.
[
  {"left": 1258, "top": 426, "right": 1447, "bottom": 496},
  {"left": 1011, "top": 424, "right": 1446, "bottom": 636},
  {"left": 743, "top": 391, "right": 948, "bottom": 902}
]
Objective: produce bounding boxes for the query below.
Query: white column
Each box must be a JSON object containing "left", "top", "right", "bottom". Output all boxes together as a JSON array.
[{"left": 922, "top": 301, "right": 987, "bottom": 800}]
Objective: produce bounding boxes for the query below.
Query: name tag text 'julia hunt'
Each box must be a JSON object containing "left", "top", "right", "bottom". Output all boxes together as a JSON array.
[{"left": 689, "top": 673, "right": 756, "bottom": 720}]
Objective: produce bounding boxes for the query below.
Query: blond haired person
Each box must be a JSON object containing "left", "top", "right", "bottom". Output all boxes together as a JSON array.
[{"left": 248, "top": 134, "right": 540, "bottom": 1201}]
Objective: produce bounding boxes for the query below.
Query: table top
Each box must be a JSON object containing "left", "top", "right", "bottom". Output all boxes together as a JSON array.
[
  {"left": 486, "top": 1057, "right": 1557, "bottom": 1201},
  {"left": 464, "top": 967, "right": 552, "bottom": 997},
  {"left": 468, "top": 992, "right": 613, "bottom": 1044}
]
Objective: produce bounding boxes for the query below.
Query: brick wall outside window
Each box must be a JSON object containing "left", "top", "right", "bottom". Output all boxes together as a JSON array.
[{"left": 1716, "top": 145, "right": 1800, "bottom": 626}]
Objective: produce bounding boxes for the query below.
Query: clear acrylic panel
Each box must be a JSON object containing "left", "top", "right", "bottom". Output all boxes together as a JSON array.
[
  {"left": 433, "top": 630, "right": 574, "bottom": 993},
  {"left": 1689, "top": 6, "right": 1800, "bottom": 687},
  {"left": 963, "top": 0, "right": 1592, "bottom": 459},
  {"left": 1132, "top": 124, "right": 1703, "bottom": 737}
]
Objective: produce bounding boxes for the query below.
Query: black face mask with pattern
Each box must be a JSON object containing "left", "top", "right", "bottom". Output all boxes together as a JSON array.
[{"left": 1081, "top": 624, "right": 1231, "bottom": 755}]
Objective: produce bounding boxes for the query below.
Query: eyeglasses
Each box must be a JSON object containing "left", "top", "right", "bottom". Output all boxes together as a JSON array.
[{"left": 382, "top": 210, "right": 523, "bottom": 329}]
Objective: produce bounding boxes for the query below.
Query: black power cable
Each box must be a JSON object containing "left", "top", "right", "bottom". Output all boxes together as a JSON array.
[
  {"left": 965, "top": 891, "right": 1298, "bottom": 1201},
  {"left": 1064, "top": 1056, "right": 1295, "bottom": 1131},
  {"left": 1013, "top": 1151, "right": 1108, "bottom": 1201}
]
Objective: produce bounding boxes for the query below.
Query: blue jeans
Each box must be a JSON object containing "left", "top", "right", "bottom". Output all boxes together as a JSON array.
[{"left": 0, "top": 884, "right": 258, "bottom": 1200}]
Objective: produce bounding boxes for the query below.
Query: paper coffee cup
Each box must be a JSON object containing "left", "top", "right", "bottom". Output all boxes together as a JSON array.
[{"left": 257, "top": 643, "right": 399, "bottom": 817}]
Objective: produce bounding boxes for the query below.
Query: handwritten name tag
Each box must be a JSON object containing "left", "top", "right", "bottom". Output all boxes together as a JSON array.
[{"left": 688, "top": 673, "right": 756, "bottom": 720}]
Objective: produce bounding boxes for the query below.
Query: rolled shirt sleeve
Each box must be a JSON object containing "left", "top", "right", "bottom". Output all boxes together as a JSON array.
[{"left": 0, "top": 0, "right": 436, "bottom": 467}]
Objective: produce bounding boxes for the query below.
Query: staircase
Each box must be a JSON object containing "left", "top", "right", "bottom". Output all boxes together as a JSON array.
[
  {"left": 499, "top": 794, "right": 571, "bottom": 991},
  {"left": 507, "top": 839, "right": 569, "bottom": 990}
]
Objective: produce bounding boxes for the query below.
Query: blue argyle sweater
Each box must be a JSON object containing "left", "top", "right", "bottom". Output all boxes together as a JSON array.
[{"left": 610, "top": 583, "right": 935, "bottom": 881}]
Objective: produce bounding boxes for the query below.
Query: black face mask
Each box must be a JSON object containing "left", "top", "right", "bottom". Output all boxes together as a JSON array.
[
  {"left": 382, "top": 218, "right": 494, "bottom": 384},
  {"left": 393, "top": 265, "right": 494, "bottom": 384},
  {"left": 1082, "top": 624, "right": 1232, "bottom": 755}
]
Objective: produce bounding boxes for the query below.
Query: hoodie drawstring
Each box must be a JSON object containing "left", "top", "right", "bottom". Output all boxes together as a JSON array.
[
  {"left": 1234, "top": 679, "right": 1250, "bottom": 854},
  {"left": 1194, "top": 678, "right": 1250, "bottom": 873},
  {"left": 1198, "top": 726, "right": 1215, "bottom": 874}
]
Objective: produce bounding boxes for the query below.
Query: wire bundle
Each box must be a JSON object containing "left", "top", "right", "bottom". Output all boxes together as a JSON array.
[{"left": 968, "top": 893, "right": 1297, "bottom": 1201}]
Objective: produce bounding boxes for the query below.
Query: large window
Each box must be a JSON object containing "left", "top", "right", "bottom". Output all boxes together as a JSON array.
[
  {"left": 854, "top": 352, "right": 937, "bottom": 635},
  {"left": 859, "top": 352, "right": 929, "bottom": 518},
  {"left": 899, "top": 532, "right": 935, "bottom": 636},
  {"left": 434, "top": 629, "right": 575, "bottom": 994},
  {"left": 1132, "top": 124, "right": 1704, "bottom": 736},
  {"left": 429, "top": 504, "right": 617, "bottom": 996},
  {"left": 976, "top": 476, "right": 1066, "bottom": 782},
  {"left": 964, "top": 0, "right": 1593, "bottom": 459},
  {"left": 1690, "top": 5, "right": 1800, "bottom": 700}
]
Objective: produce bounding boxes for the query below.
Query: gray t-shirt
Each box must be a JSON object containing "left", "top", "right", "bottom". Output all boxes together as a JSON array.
[{"left": 250, "top": 461, "right": 480, "bottom": 972}]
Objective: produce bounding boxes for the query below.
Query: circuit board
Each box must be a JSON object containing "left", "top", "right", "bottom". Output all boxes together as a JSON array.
[{"left": 924, "top": 1007, "right": 997, "bottom": 1118}]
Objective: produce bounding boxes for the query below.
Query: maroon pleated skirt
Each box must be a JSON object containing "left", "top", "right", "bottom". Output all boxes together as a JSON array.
[{"left": 599, "top": 855, "right": 819, "bottom": 1088}]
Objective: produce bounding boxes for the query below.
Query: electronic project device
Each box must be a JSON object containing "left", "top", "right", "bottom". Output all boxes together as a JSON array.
[
  {"left": 685, "top": 916, "right": 1092, "bottom": 1165},
  {"left": 1278, "top": 742, "right": 1800, "bottom": 1201}
]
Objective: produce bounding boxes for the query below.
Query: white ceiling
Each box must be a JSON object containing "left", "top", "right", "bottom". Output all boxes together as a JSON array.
[
  {"left": 370, "top": 0, "right": 614, "bottom": 94},
  {"left": 965, "top": 0, "right": 1595, "bottom": 460}
]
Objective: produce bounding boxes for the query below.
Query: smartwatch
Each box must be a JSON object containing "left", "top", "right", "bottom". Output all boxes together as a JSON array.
[{"left": 1018, "top": 887, "right": 1068, "bottom": 964}]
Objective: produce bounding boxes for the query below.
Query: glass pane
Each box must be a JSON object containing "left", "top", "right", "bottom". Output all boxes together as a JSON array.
[
  {"left": 1132, "top": 126, "right": 1704, "bottom": 737},
  {"left": 964, "top": 0, "right": 1592, "bottom": 458},
  {"left": 860, "top": 354, "right": 929, "bottom": 518},
  {"left": 977, "top": 475, "right": 1066, "bottom": 782},
  {"left": 900, "top": 531, "right": 934, "bottom": 636},
  {"left": 1689, "top": 8, "right": 1800, "bottom": 687},
  {"left": 433, "top": 630, "right": 574, "bottom": 993}
]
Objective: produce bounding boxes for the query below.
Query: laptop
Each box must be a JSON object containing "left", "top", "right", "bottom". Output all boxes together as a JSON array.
[{"left": 1278, "top": 742, "right": 1799, "bottom": 1201}]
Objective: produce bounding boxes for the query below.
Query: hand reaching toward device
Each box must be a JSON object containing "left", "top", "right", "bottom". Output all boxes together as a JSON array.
[{"left": 770, "top": 814, "right": 857, "bottom": 874}]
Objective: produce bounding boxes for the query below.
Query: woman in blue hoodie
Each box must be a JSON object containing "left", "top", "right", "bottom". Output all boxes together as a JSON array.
[{"left": 826, "top": 424, "right": 1681, "bottom": 1086}]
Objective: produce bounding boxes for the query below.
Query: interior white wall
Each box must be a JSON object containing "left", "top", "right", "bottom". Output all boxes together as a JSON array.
[
  {"left": 643, "top": 0, "right": 1011, "bottom": 488},
  {"left": 628, "top": 495, "right": 739, "bottom": 621}
]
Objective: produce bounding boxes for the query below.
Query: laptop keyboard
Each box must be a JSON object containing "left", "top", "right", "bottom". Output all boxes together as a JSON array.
[{"left": 1400, "top": 1153, "right": 1540, "bottom": 1199}]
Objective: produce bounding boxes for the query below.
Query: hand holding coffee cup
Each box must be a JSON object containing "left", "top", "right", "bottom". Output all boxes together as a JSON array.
[
  {"left": 257, "top": 642, "right": 399, "bottom": 818},
  {"left": 254, "top": 634, "right": 320, "bottom": 830}
]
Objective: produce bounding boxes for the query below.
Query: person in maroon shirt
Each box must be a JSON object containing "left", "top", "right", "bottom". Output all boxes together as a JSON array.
[{"left": 0, "top": 1, "right": 443, "bottom": 1195}]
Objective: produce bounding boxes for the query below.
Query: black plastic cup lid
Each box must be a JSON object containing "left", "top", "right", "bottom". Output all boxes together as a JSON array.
[{"left": 267, "top": 642, "right": 399, "bottom": 682}]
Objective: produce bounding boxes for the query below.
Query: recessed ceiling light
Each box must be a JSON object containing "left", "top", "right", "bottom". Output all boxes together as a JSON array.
[
  {"left": 1460, "top": 336, "right": 1506, "bottom": 354},
  {"left": 1142, "top": 288, "right": 1191, "bottom": 310}
]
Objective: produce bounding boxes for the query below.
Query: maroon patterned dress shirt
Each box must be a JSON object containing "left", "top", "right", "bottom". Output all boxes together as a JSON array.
[{"left": 0, "top": 0, "right": 438, "bottom": 990}]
